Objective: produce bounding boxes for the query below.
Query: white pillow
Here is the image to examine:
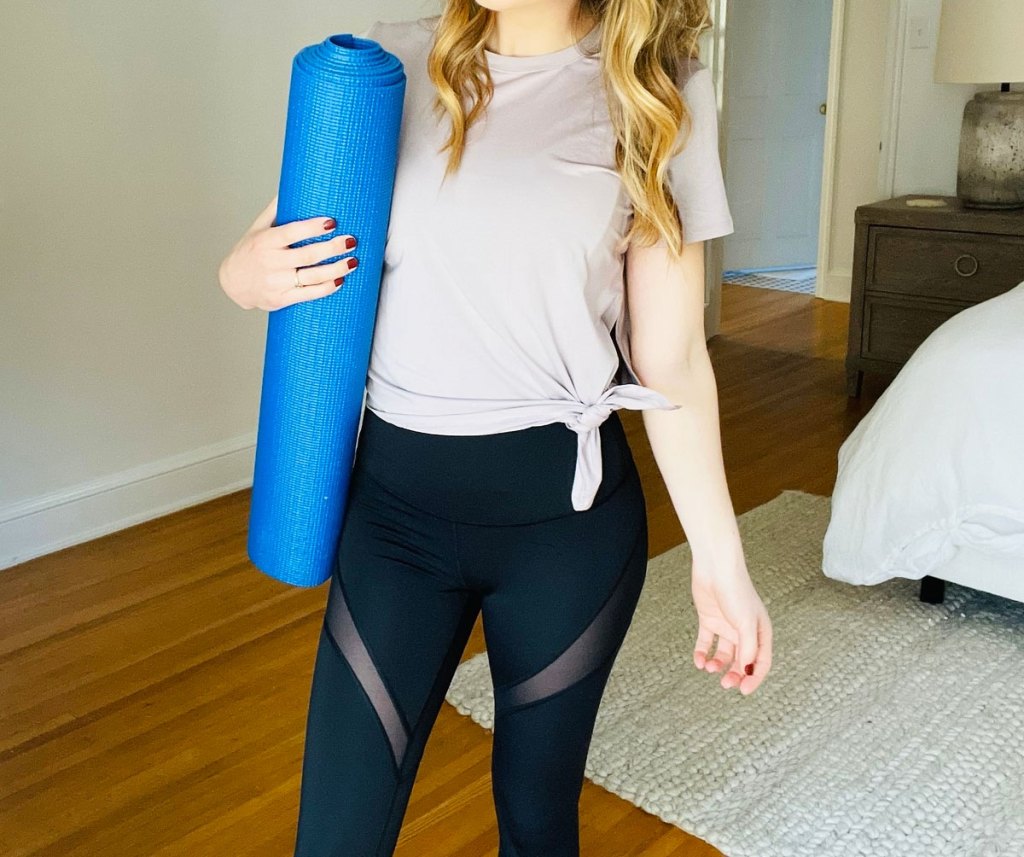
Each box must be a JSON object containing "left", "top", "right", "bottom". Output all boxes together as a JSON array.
[{"left": 822, "top": 281, "right": 1024, "bottom": 585}]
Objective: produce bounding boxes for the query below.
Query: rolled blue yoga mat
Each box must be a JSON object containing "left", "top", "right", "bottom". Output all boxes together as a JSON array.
[{"left": 247, "top": 33, "right": 406, "bottom": 588}]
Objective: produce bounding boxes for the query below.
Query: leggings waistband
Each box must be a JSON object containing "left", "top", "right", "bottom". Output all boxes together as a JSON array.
[{"left": 351, "top": 407, "right": 638, "bottom": 525}]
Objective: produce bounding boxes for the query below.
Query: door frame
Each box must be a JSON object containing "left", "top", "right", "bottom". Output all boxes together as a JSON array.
[{"left": 704, "top": 0, "right": 847, "bottom": 337}]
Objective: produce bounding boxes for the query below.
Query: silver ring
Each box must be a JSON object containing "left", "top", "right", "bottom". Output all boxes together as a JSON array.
[{"left": 293, "top": 267, "right": 303, "bottom": 289}]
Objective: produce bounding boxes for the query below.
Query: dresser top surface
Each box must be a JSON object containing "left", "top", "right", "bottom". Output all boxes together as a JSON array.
[{"left": 856, "top": 195, "right": 1024, "bottom": 236}]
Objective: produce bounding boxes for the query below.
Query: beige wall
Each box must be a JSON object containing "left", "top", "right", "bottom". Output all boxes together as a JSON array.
[
  {"left": 0, "top": 1, "right": 416, "bottom": 567},
  {"left": 886, "top": 0, "right": 986, "bottom": 196},
  {"left": 820, "top": 0, "right": 996, "bottom": 301},
  {"left": 819, "top": 0, "right": 894, "bottom": 301}
]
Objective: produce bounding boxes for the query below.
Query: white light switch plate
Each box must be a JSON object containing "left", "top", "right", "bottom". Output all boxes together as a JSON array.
[{"left": 908, "top": 15, "right": 931, "bottom": 49}]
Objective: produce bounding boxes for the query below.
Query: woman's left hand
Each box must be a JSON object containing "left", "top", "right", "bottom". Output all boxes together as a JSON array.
[{"left": 690, "top": 552, "right": 772, "bottom": 695}]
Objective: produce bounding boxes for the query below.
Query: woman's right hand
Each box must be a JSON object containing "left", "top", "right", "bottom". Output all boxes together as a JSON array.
[{"left": 218, "top": 194, "right": 359, "bottom": 311}]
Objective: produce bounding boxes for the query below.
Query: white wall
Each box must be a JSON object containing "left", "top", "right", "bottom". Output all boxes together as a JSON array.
[
  {"left": 0, "top": 1, "right": 425, "bottom": 568},
  {"left": 818, "top": 0, "right": 1005, "bottom": 302},
  {"left": 884, "top": 0, "right": 991, "bottom": 197},
  {"left": 817, "top": 0, "right": 891, "bottom": 301}
]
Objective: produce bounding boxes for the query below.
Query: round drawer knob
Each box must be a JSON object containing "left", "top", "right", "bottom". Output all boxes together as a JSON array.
[{"left": 954, "top": 253, "right": 979, "bottom": 277}]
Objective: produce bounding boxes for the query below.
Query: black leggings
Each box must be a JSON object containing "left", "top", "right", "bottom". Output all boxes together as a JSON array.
[{"left": 293, "top": 407, "right": 650, "bottom": 857}]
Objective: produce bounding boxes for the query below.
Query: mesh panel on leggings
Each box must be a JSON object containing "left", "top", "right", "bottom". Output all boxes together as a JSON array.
[
  {"left": 324, "top": 575, "right": 409, "bottom": 769},
  {"left": 499, "top": 559, "right": 635, "bottom": 709}
]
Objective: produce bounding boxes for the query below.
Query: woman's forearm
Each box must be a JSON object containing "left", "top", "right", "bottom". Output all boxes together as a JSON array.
[{"left": 638, "top": 350, "right": 744, "bottom": 572}]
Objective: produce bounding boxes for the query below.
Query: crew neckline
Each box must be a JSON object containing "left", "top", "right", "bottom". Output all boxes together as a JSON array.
[{"left": 484, "top": 20, "right": 602, "bottom": 73}]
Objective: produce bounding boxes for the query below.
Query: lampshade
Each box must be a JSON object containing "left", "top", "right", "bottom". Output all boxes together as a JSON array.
[{"left": 934, "top": 0, "right": 1024, "bottom": 83}]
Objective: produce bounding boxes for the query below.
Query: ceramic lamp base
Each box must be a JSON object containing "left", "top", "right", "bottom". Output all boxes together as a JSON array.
[{"left": 956, "top": 90, "right": 1024, "bottom": 210}]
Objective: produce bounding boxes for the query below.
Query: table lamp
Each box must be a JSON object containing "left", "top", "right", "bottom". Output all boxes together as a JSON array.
[{"left": 934, "top": 0, "right": 1024, "bottom": 209}]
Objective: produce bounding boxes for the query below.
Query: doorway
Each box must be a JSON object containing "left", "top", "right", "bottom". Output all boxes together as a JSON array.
[{"left": 702, "top": 0, "right": 846, "bottom": 334}]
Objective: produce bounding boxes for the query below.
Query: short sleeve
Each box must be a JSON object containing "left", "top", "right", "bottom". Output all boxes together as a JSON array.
[{"left": 666, "top": 61, "right": 734, "bottom": 244}]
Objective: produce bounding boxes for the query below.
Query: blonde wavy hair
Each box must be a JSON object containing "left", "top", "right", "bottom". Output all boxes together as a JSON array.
[{"left": 426, "top": 0, "right": 713, "bottom": 259}]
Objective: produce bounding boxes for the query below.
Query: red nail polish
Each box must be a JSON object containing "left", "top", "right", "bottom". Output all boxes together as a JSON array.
[
  {"left": 345, "top": 236, "right": 356, "bottom": 249},
  {"left": 347, "top": 258, "right": 358, "bottom": 270},
  {"left": 744, "top": 663, "right": 754, "bottom": 675},
  {"left": 334, "top": 277, "right": 344, "bottom": 286},
  {"left": 323, "top": 218, "right": 336, "bottom": 231}
]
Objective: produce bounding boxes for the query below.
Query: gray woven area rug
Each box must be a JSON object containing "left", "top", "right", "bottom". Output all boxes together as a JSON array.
[{"left": 444, "top": 489, "right": 1024, "bottom": 857}]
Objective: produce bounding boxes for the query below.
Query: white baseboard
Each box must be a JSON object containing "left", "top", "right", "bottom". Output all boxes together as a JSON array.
[
  {"left": 819, "top": 267, "right": 852, "bottom": 303},
  {"left": 0, "top": 433, "right": 256, "bottom": 570}
]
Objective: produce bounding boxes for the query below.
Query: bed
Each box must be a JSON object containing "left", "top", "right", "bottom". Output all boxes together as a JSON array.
[{"left": 822, "top": 280, "right": 1024, "bottom": 605}]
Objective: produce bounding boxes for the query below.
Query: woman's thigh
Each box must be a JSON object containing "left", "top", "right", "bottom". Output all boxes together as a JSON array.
[
  {"left": 294, "top": 470, "right": 481, "bottom": 857},
  {"left": 459, "top": 466, "right": 649, "bottom": 856}
]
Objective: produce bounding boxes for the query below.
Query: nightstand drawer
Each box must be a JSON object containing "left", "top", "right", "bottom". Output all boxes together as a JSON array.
[
  {"left": 861, "top": 295, "right": 965, "bottom": 363},
  {"left": 867, "top": 226, "right": 1024, "bottom": 302}
]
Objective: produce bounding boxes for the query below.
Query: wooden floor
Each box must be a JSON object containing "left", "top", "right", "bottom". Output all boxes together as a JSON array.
[{"left": 1, "top": 284, "right": 889, "bottom": 856}]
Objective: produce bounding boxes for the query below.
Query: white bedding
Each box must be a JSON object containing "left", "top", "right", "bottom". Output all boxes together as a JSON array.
[{"left": 822, "top": 280, "right": 1024, "bottom": 588}]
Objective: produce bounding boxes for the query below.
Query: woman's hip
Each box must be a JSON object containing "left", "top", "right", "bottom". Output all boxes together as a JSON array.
[{"left": 350, "top": 406, "right": 641, "bottom": 526}]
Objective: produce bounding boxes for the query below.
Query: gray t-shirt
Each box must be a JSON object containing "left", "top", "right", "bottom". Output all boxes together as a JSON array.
[{"left": 356, "top": 16, "right": 734, "bottom": 511}]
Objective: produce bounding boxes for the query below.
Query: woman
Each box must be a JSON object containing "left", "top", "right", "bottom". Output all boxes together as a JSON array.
[{"left": 219, "top": 1, "right": 773, "bottom": 854}]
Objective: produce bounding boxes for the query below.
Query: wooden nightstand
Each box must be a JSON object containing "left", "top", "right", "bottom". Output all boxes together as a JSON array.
[{"left": 846, "top": 194, "right": 1024, "bottom": 398}]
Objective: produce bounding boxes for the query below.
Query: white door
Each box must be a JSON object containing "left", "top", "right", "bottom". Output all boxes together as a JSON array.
[{"left": 720, "top": 0, "right": 833, "bottom": 270}]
